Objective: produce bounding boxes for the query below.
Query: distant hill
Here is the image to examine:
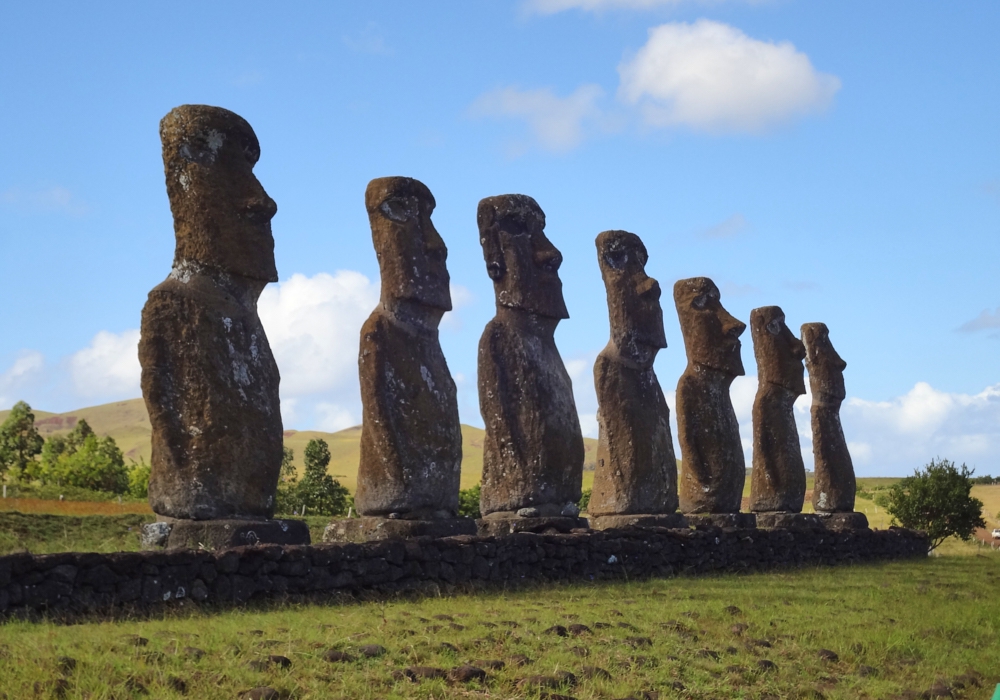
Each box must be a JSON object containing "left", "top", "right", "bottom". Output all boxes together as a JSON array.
[{"left": 1, "top": 399, "right": 599, "bottom": 493}]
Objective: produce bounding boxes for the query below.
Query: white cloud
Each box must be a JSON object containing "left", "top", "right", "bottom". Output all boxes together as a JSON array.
[
  {"left": 0, "top": 351, "right": 45, "bottom": 408},
  {"left": 618, "top": 20, "right": 841, "bottom": 133},
  {"left": 958, "top": 307, "right": 1000, "bottom": 333},
  {"left": 700, "top": 213, "right": 747, "bottom": 239},
  {"left": 258, "top": 271, "right": 379, "bottom": 399},
  {"left": 470, "top": 84, "right": 604, "bottom": 153},
  {"left": 70, "top": 330, "right": 141, "bottom": 399},
  {"left": 0, "top": 186, "right": 89, "bottom": 216},
  {"left": 316, "top": 403, "right": 358, "bottom": 433}
]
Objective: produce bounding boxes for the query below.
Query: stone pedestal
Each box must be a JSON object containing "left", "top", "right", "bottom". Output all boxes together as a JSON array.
[
  {"left": 322, "top": 517, "right": 476, "bottom": 543},
  {"left": 589, "top": 513, "right": 688, "bottom": 531},
  {"left": 685, "top": 513, "right": 757, "bottom": 529},
  {"left": 476, "top": 515, "right": 589, "bottom": 536},
  {"left": 754, "top": 512, "right": 823, "bottom": 529},
  {"left": 816, "top": 512, "right": 869, "bottom": 530},
  {"left": 141, "top": 517, "right": 310, "bottom": 550}
]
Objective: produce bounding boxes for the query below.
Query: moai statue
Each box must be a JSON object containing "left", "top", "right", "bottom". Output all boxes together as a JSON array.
[
  {"left": 324, "top": 177, "right": 475, "bottom": 542},
  {"left": 802, "top": 322, "right": 867, "bottom": 529},
  {"left": 673, "top": 277, "right": 755, "bottom": 528},
  {"left": 139, "top": 104, "right": 308, "bottom": 549},
  {"left": 748, "top": 306, "right": 819, "bottom": 528},
  {"left": 589, "top": 231, "right": 685, "bottom": 530},
  {"left": 476, "top": 194, "right": 587, "bottom": 535}
]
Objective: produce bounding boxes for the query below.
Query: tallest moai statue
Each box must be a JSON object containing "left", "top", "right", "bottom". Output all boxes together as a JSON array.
[{"left": 139, "top": 105, "right": 307, "bottom": 548}]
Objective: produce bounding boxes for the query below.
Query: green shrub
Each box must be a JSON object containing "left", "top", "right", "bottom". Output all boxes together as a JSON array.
[
  {"left": 876, "top": 458, "right": 985, "bottom": 550},
  {"left": 127, "top": 459, "right": 151, "bottom": 499},
  {"left": 578, "top": 488, "right": 592, "bottom": 513},
  {"left": 458, "top": 483, "right": 481, "bottom": 519}
]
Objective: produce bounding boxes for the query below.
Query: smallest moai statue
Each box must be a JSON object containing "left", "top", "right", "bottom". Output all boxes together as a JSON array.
[
  {"left": 589, "top": 231, "right": 685, "bottom": 530},
  {"left": 802, "top": 323, "right": 868, "bottom": 529},
  {"left": 748, "top": 306, "right": 819, "bottom": 529}
]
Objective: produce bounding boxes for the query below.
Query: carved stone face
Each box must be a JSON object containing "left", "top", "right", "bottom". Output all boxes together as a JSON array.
[
  {"left": 596, "top": 230, "right": 665, "bottom": 362},
  {"left": 160, "top": 105, "right": 278, "bottom": 282},
  {"left": 673, "top": 277, "right": 745, "bottom": 377},
  {"left": 365, "top": 177, "right": 451, "bottom": 311},
  {"left": 801, "top": 322, "right": 847, "bottom": 401},
  {"left": 751, "top": 306, "right": 806, "bottom": 395},
  {"left": 477, "top": 194, "right": 568, "bottom": 320}
]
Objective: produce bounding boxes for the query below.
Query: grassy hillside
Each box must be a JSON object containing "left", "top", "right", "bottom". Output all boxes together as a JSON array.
[{"left": 1, "top": 399, "right": 599, "bottom": 494}]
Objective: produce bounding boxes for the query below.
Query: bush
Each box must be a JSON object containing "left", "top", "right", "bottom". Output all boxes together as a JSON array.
[
  {"left": 26, "top": 420, "right": 129, "bottom": 494},
  {"left": 578, "top": 488, "right": 592, "bottom": 513},
  {"left": 458, "top": 484, "right": 481, "bottom": 519},
  {"left": 876, "top": 458, "right": 986, "bottom": 550},
  {"left": 127, "top": 459, "right": 151, "bottom": 499}
]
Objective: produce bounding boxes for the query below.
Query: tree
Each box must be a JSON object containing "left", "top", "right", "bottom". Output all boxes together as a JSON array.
[
  {"left": 293, "top": 439, "right": 350, "bottom": 516},
  {"left": 128, "top": 458, "right": 151, "bottom": 499},
  {"left": 49, "top": 434, "right": 129, "bottom": 494},
  {"left": 458, "top": 483, "right": 481, "bottom": 519},
  {"left": 876, "top": 458, "right": 986, "bottom": 550},
  {"left": 33, "top": 419, "right": 96, "bottom": 483},
  {"left": 0, "top": 401, "right": 45, "bottom": 480}
]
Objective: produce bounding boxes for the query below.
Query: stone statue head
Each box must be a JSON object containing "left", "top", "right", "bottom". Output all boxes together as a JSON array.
[
  {"left": 751, "top": 306, "right": 806, "bottom": 395},
  {"left": 596, "top": 230, "right": 665, "bottom": 365},
  {"left": 160, "top": 104, "right": 277, "bottom": 282},
  {"left": 477, "top": 194, "right": 568, "bottom": 320},
  {"left": 365, "top": 176, "right": 451, "bottom": 312},
  {"left": 673, "top": 277, "right": 745, "bottom": 377},
  {"left": 801, "top": 322, "right": 846, "bottom": 401}
]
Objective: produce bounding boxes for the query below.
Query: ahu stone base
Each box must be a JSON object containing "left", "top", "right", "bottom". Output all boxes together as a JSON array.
[
  {"left": 322, "top": 517, "right": 477, "bottom": 543},
  {"left": 686, "top": 513, "right": 757, "bottom": 529},
  {"left": 141, "top": 518, "right": 310, "bottom": 550},
  {"left": 754, "top": 512, "right": 824, "bottom": 529},
  {"left": 816, "top": 511, "right": 870, "bottom": 530},
  {"left": 476, "top": 515, "right": 589, "bottom": 536},
  {"left": 589, "top": 513, "right": 689, "bottom": 530}
]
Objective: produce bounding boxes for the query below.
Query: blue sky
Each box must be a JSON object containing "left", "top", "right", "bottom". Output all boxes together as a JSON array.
[{"left": 1, "top": 1, "right": 998, "bottom": 476}]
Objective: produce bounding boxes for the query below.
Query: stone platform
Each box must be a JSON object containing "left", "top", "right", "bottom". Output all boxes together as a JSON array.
[
  {"left": 686, "top": 513, "right": 757, "bottom": 529},
  {"left": 476, "top": 515, "right": 589, "bottom": 536},
  {"left": 589, "top": 513, "right": 689, "bottom": 530},
  {"left": 322, "top": 517, "right": 477, "bottom": 543},
  {"left": 815, "top": 511, "right": 869, "bottom": 529},
  {"left": 142, "top": 517, "right": 310, "bottom": 550},
  {"left": 754, "top": 512, "right": 824, "bottom": 529}
]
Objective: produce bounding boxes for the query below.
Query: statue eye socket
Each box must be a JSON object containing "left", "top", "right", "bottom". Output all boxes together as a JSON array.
[
  {"left": 603, "top": 248, "right": 628, "bottom": 270},
  {"left": 380, "top": 198, "right": 415, "bottom": 223},
  {"left": 766, "top": 318, "right": 784, "bottom": 335},
  {"left": 692, "top": 294, "right": 709, "bottom": 309}
]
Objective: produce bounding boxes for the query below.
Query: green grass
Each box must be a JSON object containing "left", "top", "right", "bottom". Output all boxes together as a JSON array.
[{"left": 0, "top": 556, "right": 998, "bottom": 699}]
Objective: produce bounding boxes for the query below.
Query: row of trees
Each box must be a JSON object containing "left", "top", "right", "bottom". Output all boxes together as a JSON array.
[{"left": 0, "top": 401, "right": 142, "bottom": 496}]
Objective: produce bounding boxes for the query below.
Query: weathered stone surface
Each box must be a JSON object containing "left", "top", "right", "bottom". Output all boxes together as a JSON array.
[
  {"left": 476, "top": 195, "right": 584, "bottom": 516},
  {"left": 323, "top": 516, "right": 475, "bottom": 543},
  {"left": 754, "top": 513, "right": 822, "bottom": 529},
  {"left": 673, "top": 278, "right": 747, "bottom": 514},
  {"left": 145, "top": 518, "right": 310, "bottom": 550},
  {"left": 476, "top": 516, "right": 588, "bottom": 536},
  {"left": 356, "top": 177, "right": 463, "bottom": 519},
  {"left": 589, "top": 513, "right": 688, "bottom": 531},
  {"left": 749, "top": 306, "right": 807, "bottom": 513},
  {"left": 686, "top": 513, "right": 757, "bottom": 529},
  {"left": 590, "top": 231, "right": 678, "bottom": 517},
  {"left": 802, "top": 322, "right": 856, "bottom": 513},
  {"left": 815, "top": 511, "right": 869, "bottom": 530},
  {"left": 140, "top": 105, "right": 282, "bottom": 520}
]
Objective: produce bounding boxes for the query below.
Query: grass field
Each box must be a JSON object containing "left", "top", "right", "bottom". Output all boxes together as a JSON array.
[{"left": 0, "top": 556, "right": 997, "bottom": 699}]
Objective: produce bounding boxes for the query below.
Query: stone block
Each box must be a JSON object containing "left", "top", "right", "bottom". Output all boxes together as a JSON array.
[{"left": 322, "top": 517, "right": 476, "bottom": 543}]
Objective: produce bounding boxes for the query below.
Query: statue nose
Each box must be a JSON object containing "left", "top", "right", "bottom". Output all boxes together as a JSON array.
[{"left": 245, "top": 194, "right": 277, "bottom": 223}]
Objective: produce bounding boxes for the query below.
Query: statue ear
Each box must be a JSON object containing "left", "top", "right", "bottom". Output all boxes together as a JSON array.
[{"left": 486, "top": 259, "right": 505, "bottom": 281}]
